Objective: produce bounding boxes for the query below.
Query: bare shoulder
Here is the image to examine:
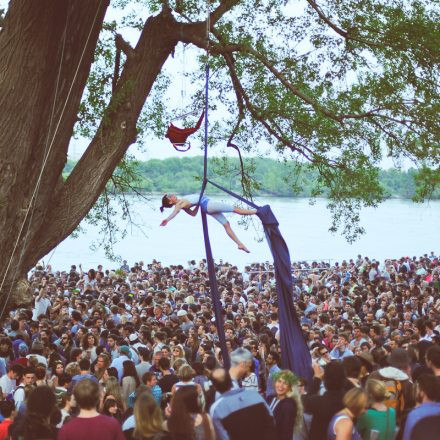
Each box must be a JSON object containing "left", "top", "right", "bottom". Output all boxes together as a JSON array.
[
  {"left": 177, "top": 199, "right": 191, "bottom": 208},
  {"left": 334, "top": 416, "right": 353, "bottom": 436}
]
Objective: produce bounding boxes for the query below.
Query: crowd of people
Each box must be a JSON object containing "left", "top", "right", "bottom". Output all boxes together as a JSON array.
[{"left": 0, "top": 251, "right": 439, "bottom": 439}]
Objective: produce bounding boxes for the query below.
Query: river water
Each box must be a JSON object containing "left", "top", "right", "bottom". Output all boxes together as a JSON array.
[{"left": 43, "top": 196, "right": 439, "bottom": 271}]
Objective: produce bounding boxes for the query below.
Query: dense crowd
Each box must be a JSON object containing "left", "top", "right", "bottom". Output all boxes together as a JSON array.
[{"left": 0, "top": 252, "right": 439, "bottom": 439}]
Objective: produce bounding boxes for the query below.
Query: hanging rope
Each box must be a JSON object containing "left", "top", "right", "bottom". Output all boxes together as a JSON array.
[
  {"left": 195, "top": 0, "right": 231, "bottom": 370},
  {"left": 0, "top": 0, "right": 104, "bottom": 318}
]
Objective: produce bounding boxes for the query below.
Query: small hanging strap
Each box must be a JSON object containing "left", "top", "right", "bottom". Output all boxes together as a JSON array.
[{"left": 165, "top": 110, "right": 205, "bottom": 144}]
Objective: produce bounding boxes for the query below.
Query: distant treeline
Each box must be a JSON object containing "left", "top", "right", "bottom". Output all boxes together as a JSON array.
[{"left": 64, "top": 157, "right": 438, "bottom": 199}]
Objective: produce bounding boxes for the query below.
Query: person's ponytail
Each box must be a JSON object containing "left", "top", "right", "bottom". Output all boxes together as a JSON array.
[{"left": 161, "top": 194, "right": 173, "bottom": 211}]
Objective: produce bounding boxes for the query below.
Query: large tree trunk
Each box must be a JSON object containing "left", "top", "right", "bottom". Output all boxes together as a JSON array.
[{"left": 0, "top": 0, "right": 181, "bottom": 311}]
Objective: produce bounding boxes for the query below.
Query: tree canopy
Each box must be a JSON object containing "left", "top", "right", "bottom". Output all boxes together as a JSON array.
[
  {"left": 80, "top": 0, "right": 439, "bottom": 240},
  {"left": 0, "top": 0, "right": 438, "bottom": 308}
]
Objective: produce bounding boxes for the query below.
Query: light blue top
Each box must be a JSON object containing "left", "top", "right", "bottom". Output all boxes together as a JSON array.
[
  {"left": 402, "top": 402, "right": 440, "bottom": 440},
  {"left": 183, "top": 194, "right": 209, "bottom": 212}
]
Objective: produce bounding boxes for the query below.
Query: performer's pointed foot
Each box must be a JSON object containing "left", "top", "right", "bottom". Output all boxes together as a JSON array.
[{"left": 238, "top": 244, "right": 250, "bottom": 253}]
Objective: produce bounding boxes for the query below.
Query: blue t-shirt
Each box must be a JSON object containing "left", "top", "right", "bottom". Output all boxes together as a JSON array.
[{"left": 402, "top": 402, "right": 440, "bottom": 440}]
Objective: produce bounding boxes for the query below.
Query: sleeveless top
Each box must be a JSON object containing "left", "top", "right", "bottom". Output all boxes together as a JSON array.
[
  {"left": 328, "top": 414, "right": 362, "bottom": 440},
  {"left": 193, "top": 414, "right": 210, "bottom": 440},
  {"left": 183, "top": 194, "right": 209, "bottom": 212}
]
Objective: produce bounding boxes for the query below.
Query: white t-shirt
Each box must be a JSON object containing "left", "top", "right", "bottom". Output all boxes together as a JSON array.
[
  {"left": 32, "top": 296, "right": 51, "bottom": 320},
  {"left": 0, "top": 374, "right": 16, "bottom": 396}
]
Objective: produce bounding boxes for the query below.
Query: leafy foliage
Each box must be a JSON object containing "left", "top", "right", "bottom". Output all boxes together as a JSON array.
[{"left": 71, "top": 0, "right": 439, "bottom": 252}]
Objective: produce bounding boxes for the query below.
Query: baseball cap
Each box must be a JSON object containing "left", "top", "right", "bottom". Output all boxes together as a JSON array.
[
  {"left": 119, "top": 345, "right": 132, "bottom": 358},
  {"left": 128, "top": 334, "right": 138, "bottom": 343}
]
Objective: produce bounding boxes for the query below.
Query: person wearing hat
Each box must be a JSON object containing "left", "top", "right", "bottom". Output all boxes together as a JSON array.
[
  {"left": 110, "top": 345, "right": 132, "bottom": 382},
  {"left": 370, "top": 348, "right": 415, "bottom": 425},
  {"left": 128, "top": 333, "right": 146, "bottom": 353},
  {"left": 177, "top": 309, "right": 194, "bottom": 333}
]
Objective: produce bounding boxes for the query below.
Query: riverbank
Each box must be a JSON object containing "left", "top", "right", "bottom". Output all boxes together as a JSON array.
[{"left": 63, "top": 157, "right": 439, "bottom": 200}]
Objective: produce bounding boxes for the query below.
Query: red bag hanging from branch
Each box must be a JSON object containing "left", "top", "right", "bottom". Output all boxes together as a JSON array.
[{"left": 165, "top": 110, "right": 205, "bottom": 152}]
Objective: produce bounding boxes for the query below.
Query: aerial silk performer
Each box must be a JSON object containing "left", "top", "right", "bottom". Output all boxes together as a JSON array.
[{"left": 159, "top": 193, "right": 256, "bottom": 253}]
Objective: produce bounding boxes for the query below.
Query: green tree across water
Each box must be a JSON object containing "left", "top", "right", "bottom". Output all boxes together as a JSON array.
[{"left": 65, "top": 157, "right": 439, "bottom": 199}]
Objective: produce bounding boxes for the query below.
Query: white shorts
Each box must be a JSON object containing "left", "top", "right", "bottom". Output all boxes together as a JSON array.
[{"left": 206, "top": 200, "right": 234, "bottom": 225}]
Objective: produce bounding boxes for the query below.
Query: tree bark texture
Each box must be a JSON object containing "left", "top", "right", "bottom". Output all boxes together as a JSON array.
[{"left": 0, "top": 0, "right": 183, "bottom": 310}]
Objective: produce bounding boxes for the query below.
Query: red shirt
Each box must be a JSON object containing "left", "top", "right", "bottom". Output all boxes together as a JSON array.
[
  {"left": 0, "top": 419, "right": 12, "bottom": 440},
  {"left": 58, "top": 415, "right": 125, "bottom": 440}
]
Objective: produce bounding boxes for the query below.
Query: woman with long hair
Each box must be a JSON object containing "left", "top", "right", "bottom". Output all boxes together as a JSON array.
[
  {"left": 122, "top": 360, "right": 140, "bottom": 405},
  {"left": 125, "top": 392, "right": 171, "bottom": 440},
  {"left": 357, "top": 379, "right": 396, "bottom": 440},
  {"left": 166, "top": 386, "right": 214, "bottom": 440},
  {"left": 104, "top": 376, "right": 127, "bottom": 413},
  {"left": 159, "top": 193, "right": 256, "bottom": 253},
  {"left": 93, "top": 353, "right": 111, "bottom": 381},
  {"left": 50, "top": 360, "right": 65, "bottom": 387},
  {"left": 102, "top": 398, "right": 123, "bottom": 424},
  {"left": 185, "top": 334, "right": 199, "bottom": 363},
  {"left": 9, "top": 386, "right": 58, "bottom": 439},
  {"left": 328, "top": 387, "right": 367, "bottom": 440},
  {"left": 171, "top": 344, "right": 186, "bottom": 369},
  {"left": 81, "top": 333, "right": 98, "bottom": 363},
  {"left": 268, "top": 370, "right": 303, "bottom": 440}
]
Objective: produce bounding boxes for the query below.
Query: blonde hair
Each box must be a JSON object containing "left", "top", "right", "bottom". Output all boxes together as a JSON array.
[
  {"left": 133, "top": 392, "right": 163, "bottom": 439},
  {"left": 172, "top": 358, "right": 188, "bottom": 372},
  {"left": 65, "top": 362, "right": 80, "bottom": 376},
  {"left": 105, "top": 377, "right": 124, "bottom": 409},
  {"left": 178, "top": 365, "right": 195, "bottom": 382},
  {"left": 343, "top": 388, "right": 368, "bottom": 418},
  {"left": 365, "top": 378, "right": 390, "bottom": 403},
  {"left": 272, "top": 370, "right": 303, "bottom": 433}
]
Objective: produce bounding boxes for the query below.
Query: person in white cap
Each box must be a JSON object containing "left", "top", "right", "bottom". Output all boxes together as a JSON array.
[{"left": 177, "top": 309, "right": 194, "bottom": 333}]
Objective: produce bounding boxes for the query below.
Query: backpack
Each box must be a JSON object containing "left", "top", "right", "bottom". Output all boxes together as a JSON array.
[
  {"left": 383, "top": 379, "right": 405, "bottom": 418},
  {"left": 6, "top": 385, "right": 24, "bottom": 402}
]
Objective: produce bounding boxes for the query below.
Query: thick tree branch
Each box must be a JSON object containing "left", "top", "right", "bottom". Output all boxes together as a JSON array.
[
  {"left": 115, "top": 33, "right": 135, "bottom": 59},
  {"left": 210, "top": 0, "right": 241, "bottom": 25},
  {"left": 176, "top": 0, "right": 240, "bottom": 47}
]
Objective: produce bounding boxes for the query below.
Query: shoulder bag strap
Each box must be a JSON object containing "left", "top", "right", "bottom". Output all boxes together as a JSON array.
[{"left": 385, "top": 408, "right": 389, "bottom": 439}]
